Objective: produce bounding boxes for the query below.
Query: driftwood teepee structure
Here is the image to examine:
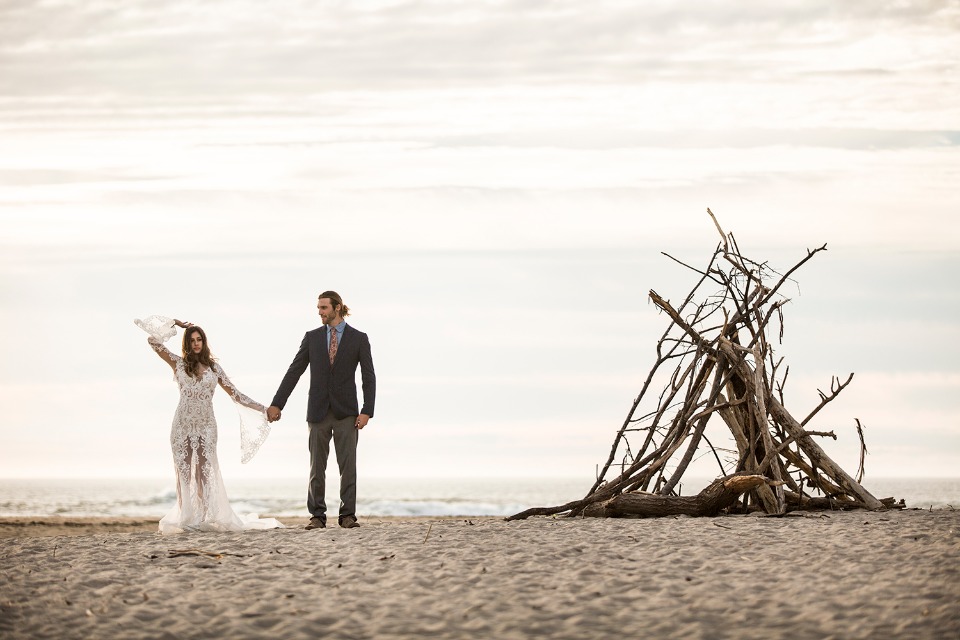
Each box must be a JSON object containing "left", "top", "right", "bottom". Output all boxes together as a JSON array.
[{"left": 509, "top": 211, "right": 897, "bottom": 521}]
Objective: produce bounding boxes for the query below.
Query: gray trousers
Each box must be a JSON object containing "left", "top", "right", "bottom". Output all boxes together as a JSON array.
[{"left": 307, "top": 414, "right": 359, "bottom": 520}]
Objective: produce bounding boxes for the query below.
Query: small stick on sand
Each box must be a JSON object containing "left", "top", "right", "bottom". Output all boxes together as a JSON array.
[{"left": 167, "top": 549, "right": 247, "bottom": 559}]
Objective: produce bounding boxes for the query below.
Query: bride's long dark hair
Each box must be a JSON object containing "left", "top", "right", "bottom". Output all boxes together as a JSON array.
[{"left": 181, "top": 326, "right": 216, "bottom": 378}]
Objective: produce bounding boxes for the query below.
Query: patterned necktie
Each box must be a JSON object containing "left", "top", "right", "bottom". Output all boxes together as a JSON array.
[{"left": 329, "top": 326, "right": 338, "bottom": 365}]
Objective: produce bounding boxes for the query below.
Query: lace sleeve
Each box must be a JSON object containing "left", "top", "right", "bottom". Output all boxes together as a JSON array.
[
  {"left": 134, "top": 315, "right": 177, "bottom": 342},
  {"left": 135, "top": 316, "right": 180, "bottom": 369},
  {"left": 214, "top": 363, "right": 271, "bottom": 464}
]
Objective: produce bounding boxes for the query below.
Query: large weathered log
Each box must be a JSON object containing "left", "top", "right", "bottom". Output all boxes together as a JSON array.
[{"left": 582, "top": 474, "right": 769, "bottom": 518}]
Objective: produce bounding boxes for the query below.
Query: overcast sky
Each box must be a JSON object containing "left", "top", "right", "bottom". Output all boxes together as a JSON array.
[{"left": 1, "top": 0, "right": 958, "bottom": 485}]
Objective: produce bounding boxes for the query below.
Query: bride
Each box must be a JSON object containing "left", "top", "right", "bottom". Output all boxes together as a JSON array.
[{"left": 135, "top": 315, "right": 283, "bottom": 534}]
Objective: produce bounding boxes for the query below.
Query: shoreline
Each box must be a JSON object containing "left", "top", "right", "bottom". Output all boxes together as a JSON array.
[{"left": 0, "top": 515, "right": 501, "bottom": 538}]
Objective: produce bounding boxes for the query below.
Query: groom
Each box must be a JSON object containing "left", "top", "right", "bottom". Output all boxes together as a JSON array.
[{"left": 267, "top": 291, "right": 376, "bottom": 530}]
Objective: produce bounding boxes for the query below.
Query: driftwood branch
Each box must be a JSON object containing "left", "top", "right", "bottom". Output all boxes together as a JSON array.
[
  {"left": 801, "top": 373, "right": 854, "bottom": 427},
  {"left": 855, "top": 418, "right": 868, "bottom": 483}
]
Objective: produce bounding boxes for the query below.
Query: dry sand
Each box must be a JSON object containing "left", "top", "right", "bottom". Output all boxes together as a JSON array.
[{"left": 1, "top": 510, "right": 957, "bottom": 639}]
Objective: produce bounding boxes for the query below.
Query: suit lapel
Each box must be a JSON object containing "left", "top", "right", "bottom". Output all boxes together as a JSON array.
[{"left": 335, "top": 325, "right": 353, "bottom": 363}]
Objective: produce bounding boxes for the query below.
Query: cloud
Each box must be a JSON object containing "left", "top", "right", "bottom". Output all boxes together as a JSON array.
[
  {"left": 2, "top": 0, "right": 958, "bottom": 97},
  {"left": 0, "top": 168, "right": 177, "bottom": 186},
  {"left": 434, "top": 129, "right": 960, "bottom": 151}
]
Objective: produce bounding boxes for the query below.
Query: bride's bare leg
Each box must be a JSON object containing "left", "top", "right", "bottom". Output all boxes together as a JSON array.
[
  {"left": 175, "top": 472, "right": 184, "bottom": 510},
  {"left": 193, "top": 440, "right": 210, "bottom": 519},
  {"left": 171, "top": 439, "right": 187, "bottom": 511},
  {"left": 175, "top": 437, "right": 206, "bottom": 521}
]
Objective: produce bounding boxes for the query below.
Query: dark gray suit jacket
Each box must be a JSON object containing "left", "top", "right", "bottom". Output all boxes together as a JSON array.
[{"left": 271, "top": 324, "right": 376, "bottom": 423}]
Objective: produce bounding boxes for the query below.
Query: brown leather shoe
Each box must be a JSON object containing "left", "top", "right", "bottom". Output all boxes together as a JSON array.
[
  {"left": 305, "top": 516, "right": 326, "bottom": 530},
  {"left": 338, "top": 515, "right": 359, "bottom": 528}
]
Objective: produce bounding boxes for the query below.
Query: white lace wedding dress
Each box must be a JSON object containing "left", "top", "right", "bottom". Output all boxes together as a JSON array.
[{"left": 135, "top": 315, "right": 283, "bottom": 535}]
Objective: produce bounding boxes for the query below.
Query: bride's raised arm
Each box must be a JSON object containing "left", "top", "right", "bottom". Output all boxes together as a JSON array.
[
  {"left": 146, "top": 337, "right": 179, "bottom": 370},
  {"left": 134, "top": 315, "right": 182, "bottom": 370}
]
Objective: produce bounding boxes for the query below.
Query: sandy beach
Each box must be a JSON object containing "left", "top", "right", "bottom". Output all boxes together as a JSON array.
[{"left": 1, "top": 510, "right": 957, "bottom": 639}]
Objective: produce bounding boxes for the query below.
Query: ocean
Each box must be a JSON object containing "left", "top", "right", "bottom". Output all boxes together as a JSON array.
[{"left": 0, "top": 477, "right": 956, "bottom": 519}]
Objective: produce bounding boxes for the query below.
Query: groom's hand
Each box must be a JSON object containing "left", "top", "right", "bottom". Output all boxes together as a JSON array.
[
  {"left": 355, "top": 414, "right": 369, "bottom": 430},
  {"left": 267, "top": 406, "right": 281, "bottom": 422}
]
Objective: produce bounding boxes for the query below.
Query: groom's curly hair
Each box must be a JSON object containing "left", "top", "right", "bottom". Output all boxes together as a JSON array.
[
  {"left": 181, "top": 325, "right": 217, "bottom": 379},
  {"left": 319, "top": 290, "right": 351, "bottom": 318}
]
